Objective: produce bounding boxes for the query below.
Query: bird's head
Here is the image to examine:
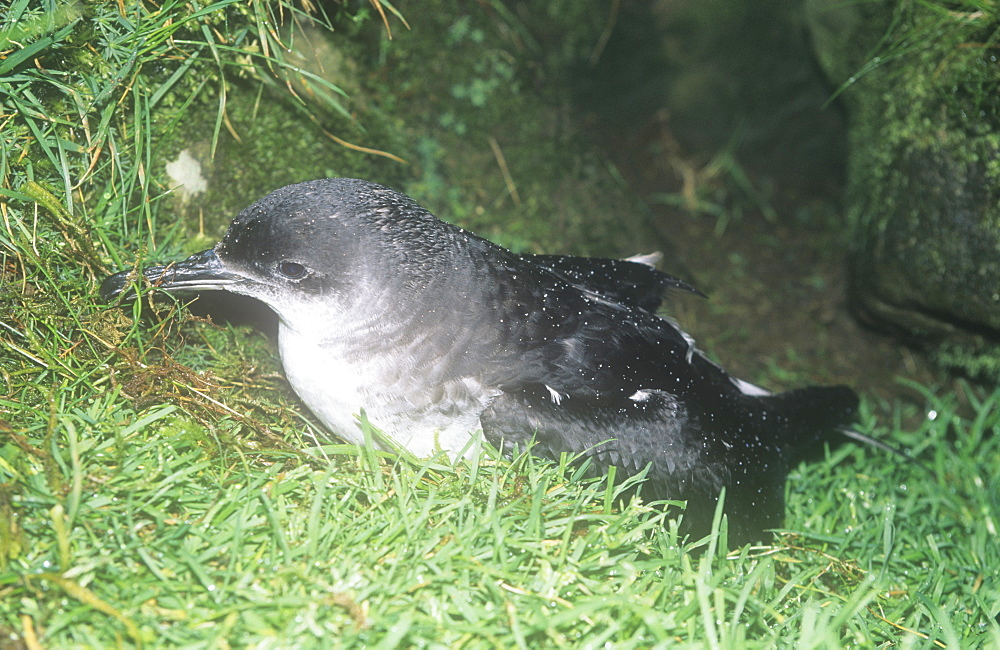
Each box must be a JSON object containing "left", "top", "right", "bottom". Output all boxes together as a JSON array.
[{"left": 100, "top": 178, "right": 462, "bottom": 324}]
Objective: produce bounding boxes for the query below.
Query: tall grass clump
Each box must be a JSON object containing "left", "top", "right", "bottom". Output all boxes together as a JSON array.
[
  {"left": 1, "top": 2, "right": 999, "bottom": 647},
  {"left": 1, "top": 0, "right": 399, "bottom": 420}
]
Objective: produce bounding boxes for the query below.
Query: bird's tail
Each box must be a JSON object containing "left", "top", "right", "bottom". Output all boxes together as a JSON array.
[
  {"left": 762, "top": 385, "right": 859, "bottom": 458},
  {"left": 764, "top": 385, "right": 917, "bottom": 464}
]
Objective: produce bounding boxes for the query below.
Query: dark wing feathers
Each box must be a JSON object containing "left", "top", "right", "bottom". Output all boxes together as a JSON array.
[
  {"left": 480, "top": 250, "right": 702, "bottom": 398},
  {"left": 516, "top": 252, "right": 704, "bottom": 314},
  {"left": 481, "top": 388, "right": 704, "bottom": 479},
  {"left": 480, "top": 385, "right": 788, "bottom": 546}
]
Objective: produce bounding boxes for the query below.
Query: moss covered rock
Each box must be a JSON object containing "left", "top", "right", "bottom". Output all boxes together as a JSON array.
[{"left": 806, "top": 0, "right": 1000, "bottom": 378}]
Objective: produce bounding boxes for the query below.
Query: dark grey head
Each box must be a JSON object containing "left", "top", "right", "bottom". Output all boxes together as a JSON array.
[{"left": 100, "top": 178, "right": 464, "bottom": 323}]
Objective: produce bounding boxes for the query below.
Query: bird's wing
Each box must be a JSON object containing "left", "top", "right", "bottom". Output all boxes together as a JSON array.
[
  {"left": 473, "top": 245, "right": 731, "bottom": 401},
  {"left": 481, "top": 245, "right": 860, "bottom": 450},
  {"left": 481, "top": 385, "right": 707, "bottom": 478},
  {"left": 469, "top": 242, "right": 859, "bottom": 544},
  {"left": 516, "top": 252, "right": 703, "bottom": 314},
  {"left": 479, "top": 385, "right": 785, "bottom": 544}
]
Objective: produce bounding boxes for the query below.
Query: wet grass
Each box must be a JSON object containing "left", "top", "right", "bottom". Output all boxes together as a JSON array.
[
  {"left": 2, "top": 1, "right": 1000, "bottom": 647},
  {"left": 2, "top": 285, "right": 999, "bottom": 646}
]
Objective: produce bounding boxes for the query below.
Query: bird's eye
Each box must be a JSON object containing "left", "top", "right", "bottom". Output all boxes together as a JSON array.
[{"left": 277, "top": 261, "right": 308, "bottom": 279}]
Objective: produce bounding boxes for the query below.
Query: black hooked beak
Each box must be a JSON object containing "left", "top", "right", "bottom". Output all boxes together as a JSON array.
[{"left": 99, "top": 248, "right": 243, "bottom": 303}]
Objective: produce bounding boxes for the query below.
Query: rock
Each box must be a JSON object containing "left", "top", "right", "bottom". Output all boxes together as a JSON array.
[{"left": 806, "top": 0, "right": 1000, "bottom": 377}]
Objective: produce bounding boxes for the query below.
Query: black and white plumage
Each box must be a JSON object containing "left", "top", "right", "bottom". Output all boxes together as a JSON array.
[{"left": 101, "top": 178, "right": 868, "bottom": 545}]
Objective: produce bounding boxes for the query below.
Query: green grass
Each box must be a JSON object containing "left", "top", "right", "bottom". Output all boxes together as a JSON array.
[
  {"left": 2, "top": 354, "right": 1000, "bottom": 646},
  {"left": 2, "top": 1, "right": 1000, "bottom": 647}
]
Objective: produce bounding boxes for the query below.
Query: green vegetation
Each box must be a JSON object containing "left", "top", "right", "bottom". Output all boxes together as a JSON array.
[{"left": 2, "top": 0, "right": 999, "bottom": 646}]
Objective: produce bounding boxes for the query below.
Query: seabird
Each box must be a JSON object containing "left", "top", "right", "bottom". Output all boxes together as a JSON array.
[{"left": 101, "top": 178, "right": 883, "bottom": 546}]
